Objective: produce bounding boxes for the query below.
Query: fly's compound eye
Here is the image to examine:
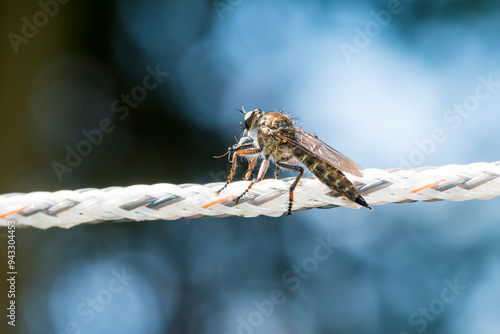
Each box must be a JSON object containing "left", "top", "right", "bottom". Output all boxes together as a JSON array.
[{"left": 244, "top": 111, "right": 256, "bottom": 130}]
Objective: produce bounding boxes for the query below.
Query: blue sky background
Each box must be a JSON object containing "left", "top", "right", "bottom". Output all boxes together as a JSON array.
[{"left": 1, "top": 0, "right": 500, "bottom": 333}]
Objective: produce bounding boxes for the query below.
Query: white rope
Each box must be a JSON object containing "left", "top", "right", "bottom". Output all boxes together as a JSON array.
[{"left": 1, "top": 161, "right": 500, "bottom": 229}]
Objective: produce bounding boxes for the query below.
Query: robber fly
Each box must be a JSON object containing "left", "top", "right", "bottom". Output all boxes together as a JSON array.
[{"left": 216, "top": 109, "right": 372, "bottom": 215}]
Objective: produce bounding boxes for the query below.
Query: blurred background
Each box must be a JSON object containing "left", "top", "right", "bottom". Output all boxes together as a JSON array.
[{"left": 1, "top": 0, "right": 500, "bottom": 333}]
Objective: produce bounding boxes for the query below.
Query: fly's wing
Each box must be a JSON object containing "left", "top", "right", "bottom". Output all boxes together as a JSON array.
[{"left": 271, "top": 128, "right": 364, "bottom": 177}]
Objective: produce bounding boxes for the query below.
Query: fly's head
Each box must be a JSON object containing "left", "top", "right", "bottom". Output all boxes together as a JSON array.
[
  {"left": 241, "top": 109, "right": 264, "bottom": 131},
  {"left": 239, "top": 108, "right": 264, "bottom": 137}
]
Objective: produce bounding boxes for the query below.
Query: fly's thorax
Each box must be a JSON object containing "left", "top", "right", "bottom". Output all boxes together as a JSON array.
[
  {"left": 257, "top": 129, "right": 282, "bottom": 158},
  {"left": 260, "top": 112, "right": 295, "bottom": 131},
  {"left": 245, "top": 111, "right": 297, "bottom": 159},
  {"left": 258, "top": 112, "right": 296, "bottom": 140}
]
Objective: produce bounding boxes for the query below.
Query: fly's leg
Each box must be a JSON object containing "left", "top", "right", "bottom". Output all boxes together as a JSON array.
[
  {"left": 275, "top": 156, "right": 297, "bottom": 180},
  {"left": 275, "top": 161, "right": 304, "bottom": 215},
  {"left": 245, "top": 156, "right": 258, "bottom": 181},
  {"left": 216, "top": 148, "right": 261, "bottom": 196},
  {"left": 235, "top": 157, "right": 270, "bottom": 205}
]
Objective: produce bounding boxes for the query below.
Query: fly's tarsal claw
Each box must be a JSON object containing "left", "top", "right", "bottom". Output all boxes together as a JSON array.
[
  {"left": 234, "top": 196, "right": 242, "bottom": 205},
  {"left": 215, "top": 185, "right": 227, "bottom": 196}
]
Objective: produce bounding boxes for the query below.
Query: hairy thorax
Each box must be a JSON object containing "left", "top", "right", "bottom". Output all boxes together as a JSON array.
[{"left": 253, "top": 112, "right": 296, "bottom": 161}]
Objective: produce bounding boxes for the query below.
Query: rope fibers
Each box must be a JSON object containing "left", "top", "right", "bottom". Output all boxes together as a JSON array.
[{"left": 1, "top": 161, "right": 499, "bottom": 229}]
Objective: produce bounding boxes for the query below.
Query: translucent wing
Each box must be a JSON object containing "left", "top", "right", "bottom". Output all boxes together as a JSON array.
[{"left": 272, "top": 128, "right": 364, "bottom": 177}]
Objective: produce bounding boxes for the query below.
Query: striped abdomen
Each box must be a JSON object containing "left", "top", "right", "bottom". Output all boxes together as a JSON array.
[{"left": 291, "top": 147, "right": 371, "bottom": 209}]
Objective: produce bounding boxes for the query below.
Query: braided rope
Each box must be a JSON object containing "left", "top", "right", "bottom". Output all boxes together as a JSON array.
[{"left": 1, "top": 161, "right": 499, "bottom": 229}]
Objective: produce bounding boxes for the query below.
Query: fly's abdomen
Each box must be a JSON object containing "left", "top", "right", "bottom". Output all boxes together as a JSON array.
[{"left": 292, "top": 147, "right": 371, "bottom": 209}]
